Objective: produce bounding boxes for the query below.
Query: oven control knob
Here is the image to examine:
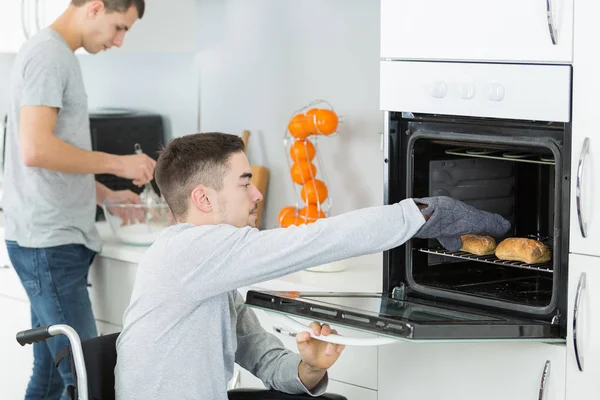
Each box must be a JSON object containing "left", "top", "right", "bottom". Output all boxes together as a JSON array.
[
  {"left": 459, "top": 83, "right": 476, "bottom": 99},
  {"left": 488, "top": 83, "right": 505, "bottom": 101},
  {"left": 431, "top": 81, "right": 447, "bottom": 98}
]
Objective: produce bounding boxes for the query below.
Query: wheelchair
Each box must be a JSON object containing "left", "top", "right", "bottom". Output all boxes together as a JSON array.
[{"left": 16, "top": 324, "right": 347, "bottom": 400}]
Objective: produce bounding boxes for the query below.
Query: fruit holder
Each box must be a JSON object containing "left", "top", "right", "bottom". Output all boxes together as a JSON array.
[{"left": 278, "top": 100, "right": 341, "bottom": 228}]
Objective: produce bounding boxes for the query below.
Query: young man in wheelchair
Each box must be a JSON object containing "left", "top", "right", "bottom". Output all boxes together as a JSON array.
[{"left": 115, "top": 132, "right": 510, "bottom": 399}]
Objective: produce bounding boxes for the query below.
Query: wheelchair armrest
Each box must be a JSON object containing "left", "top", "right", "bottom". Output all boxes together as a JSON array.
[{"left": 227, "top": 388, "right": 347, "bottom": 400}]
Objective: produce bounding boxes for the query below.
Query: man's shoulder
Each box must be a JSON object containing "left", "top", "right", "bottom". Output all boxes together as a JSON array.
[{"left": 18, "top": 31, "right": 74, "bottom": 68}]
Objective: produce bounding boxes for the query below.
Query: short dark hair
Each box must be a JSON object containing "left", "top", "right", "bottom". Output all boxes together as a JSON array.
[
  {"left": 71, "top": 0, "right": 145, "bottom": 18},
  {"left": 155, "top": 133, "right": 245, "bottom": 220}
]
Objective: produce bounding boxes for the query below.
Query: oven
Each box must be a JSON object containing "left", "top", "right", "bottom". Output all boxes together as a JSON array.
[{"left": 245, "top": 60, "right": 573, "bottom": 343}]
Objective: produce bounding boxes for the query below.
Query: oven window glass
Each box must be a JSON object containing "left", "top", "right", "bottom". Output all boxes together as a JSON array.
[{"left": 409, "top": 137, "right": 556, "bottom": 309}]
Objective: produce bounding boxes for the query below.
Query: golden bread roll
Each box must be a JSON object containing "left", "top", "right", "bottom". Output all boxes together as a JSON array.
[
  {"left": 460, "top": 234, "right": 497, "bottom": 255},
  {"left": 495, "top": 238, "right": 551, "bottom": 264}
]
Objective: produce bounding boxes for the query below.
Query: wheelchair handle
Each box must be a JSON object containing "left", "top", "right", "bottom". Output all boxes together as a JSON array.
[
  {"left": 16, "top": 324, "right": 89, "bottom": 400},
  {"left": 16, "top": 326, "right": 53, "bottom": 345}
]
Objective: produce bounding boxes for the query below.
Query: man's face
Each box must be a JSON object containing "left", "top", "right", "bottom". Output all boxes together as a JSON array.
[
  {"left": 82, "top": 2, "right": 139, "bottom": 53},
  {"left": 214, "top": 152, "right": 263, "bottom": 228}
]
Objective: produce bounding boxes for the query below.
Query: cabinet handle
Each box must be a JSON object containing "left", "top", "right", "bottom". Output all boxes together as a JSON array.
[
  {"left": 546, "top": 0, "right": 558, "bottom": 45},
  {"left": 273, "top": 326, "right": 297, "bottom": 338},
  {"left": 573, "top": 272, "right": 587, "bottom": 372},
  {"left": 0, "top": 264, "right": 10, "bottom": 269},
  {"left": 576, "top": 137, "right": 590, "bottom": 238},
  {"left": 538, "top": 360, "right": 551, "bottom": 400}
]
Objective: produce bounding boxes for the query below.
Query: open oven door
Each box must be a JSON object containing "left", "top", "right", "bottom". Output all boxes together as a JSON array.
[{"left": 244, "top": 290, "right": 563, "bottom": 345}]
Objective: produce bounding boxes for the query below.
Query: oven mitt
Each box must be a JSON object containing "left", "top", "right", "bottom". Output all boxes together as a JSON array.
[{"left": 413, "top": 196, "right": 511, "bottom": 251}]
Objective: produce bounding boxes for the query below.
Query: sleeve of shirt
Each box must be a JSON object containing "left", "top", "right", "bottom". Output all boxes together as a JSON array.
[
  {"left": 168, "top": 199, "right": 425, "bottom": 302},
  {"left": 20, "top": 45, "right": 67, "bottom": 109},
  {"left": 233, "top": 291, "right": 328, "bottom": 396}
]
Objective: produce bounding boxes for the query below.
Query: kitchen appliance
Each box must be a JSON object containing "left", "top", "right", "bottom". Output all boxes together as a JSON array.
[
  {"left": 90, "top": 109, "right": 165, "bottom": 220},
  {"left": 245, "top": 61, "right": 573, "bottom": 343}
]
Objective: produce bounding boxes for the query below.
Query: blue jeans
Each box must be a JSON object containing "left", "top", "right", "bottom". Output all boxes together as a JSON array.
[{"left": 6, "top": 241, "right": 98, "bottom": 400}]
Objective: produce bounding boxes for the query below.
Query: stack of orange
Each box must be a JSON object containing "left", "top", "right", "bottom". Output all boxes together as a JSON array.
[{"left": 279, "top": 106, "right": 338, "bottom": 228}]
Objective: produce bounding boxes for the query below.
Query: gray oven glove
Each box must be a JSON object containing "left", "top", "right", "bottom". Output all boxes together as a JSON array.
[{"left": 413, "top": 196, "right": 511, "bottom": 251}]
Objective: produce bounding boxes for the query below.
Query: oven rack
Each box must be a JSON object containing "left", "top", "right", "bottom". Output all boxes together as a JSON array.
[
  {"left": 416, "top": 247, "right": 554, "bottom": 273},
  {"left": 445, "top": 148, "right": 555, "bottom": 165}
]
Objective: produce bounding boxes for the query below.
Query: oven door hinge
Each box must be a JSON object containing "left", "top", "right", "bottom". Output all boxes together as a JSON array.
[
  {"left": 551, "top": 311, "right": 561, "bottom": 325},
  {"left": 392, "top": 283, "right": 407, "bottom": 301}
]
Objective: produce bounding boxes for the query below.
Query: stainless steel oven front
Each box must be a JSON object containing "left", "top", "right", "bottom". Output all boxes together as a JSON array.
[{"left": 245, "top": 60, "right": 572, "bottom": 343}]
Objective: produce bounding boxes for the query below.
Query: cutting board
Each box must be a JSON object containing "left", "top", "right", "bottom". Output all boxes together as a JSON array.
[{"left": 241, "top": 130, "right": 270, "bottom": 228}]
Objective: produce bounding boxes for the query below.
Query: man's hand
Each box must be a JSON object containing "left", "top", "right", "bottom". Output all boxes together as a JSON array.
[
  {"left": 296, "top": 322, "right": 345, "bottom": 390},
  {"left": 116, "top": 154, "right": 156, "bottom": 186}
]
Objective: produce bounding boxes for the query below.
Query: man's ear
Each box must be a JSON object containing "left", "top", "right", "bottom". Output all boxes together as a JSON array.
[
  {"left": 190, "top": 185, "right": 212, "bottom": 213},
  {"left": 87, "top": 0, "right": 105, "bottom": 18}
]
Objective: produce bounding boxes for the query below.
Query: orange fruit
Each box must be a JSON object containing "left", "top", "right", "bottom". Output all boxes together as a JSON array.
[
  {"left": 304, "top": 108, "right": 319, "bottom": 134},
  {"left": 290, "top": 161, "right": 317, "bottom": 185},
  {"left": 280, "top": 214, "right": 301, "bottom": 228},
  {"left": 299, "top": 204, "right": 326, "bottom": 222},
  {"left": 314, "top": 109, "right": 338, "bottom": 135},
  {"left": 287, "top": 114, "right": 312, "bottom": 139},
  {"left": 300, "top": 179, "right": 328, "bottom": 204},
  {"left": 278, "top": 206, "right": 297, "bottom": 225},
  {"left": 289, "top": 140, "right": 316, "bottom": 162}
]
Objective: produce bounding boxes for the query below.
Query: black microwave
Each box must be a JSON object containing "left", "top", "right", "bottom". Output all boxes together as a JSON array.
[{"left": 90, "top": 109, "right": 165, "bottom": 219}]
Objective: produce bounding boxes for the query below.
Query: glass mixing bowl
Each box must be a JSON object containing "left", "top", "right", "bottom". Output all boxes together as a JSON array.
[{"left": 102, "top": 201, "right": 175, "bottom": 246}]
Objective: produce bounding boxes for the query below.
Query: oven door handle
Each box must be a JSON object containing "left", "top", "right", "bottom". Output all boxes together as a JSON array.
[
  {"left": 538, "top": 360, "right": 551, "bottom": 400},
  {"left": 573, "top": 272, "right": 587, "bottom": 372},
  {"left": 546, "top": 0, "right": 558, "bottom": 45},
  {"left": 576, "top": 137, "right": 590, "bottom": 238},
  {"left": 270, "top": 313, "right": 397, "bottom": 346}
]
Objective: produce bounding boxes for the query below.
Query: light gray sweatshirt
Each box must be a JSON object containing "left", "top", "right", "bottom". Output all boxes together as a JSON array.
[{"left": 114, "top": 199, "right": 425, "bottom": 399}]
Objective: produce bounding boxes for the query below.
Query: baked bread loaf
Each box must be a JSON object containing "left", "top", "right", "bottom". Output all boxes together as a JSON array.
[
  {"left": 495, "top": 238, "right": 551, "bottom": 264},
  {"left": 460, "top": 235, "right": 497, "bottom": 255}
]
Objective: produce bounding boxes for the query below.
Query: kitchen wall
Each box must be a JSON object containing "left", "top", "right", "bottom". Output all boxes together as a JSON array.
[
  {"left": 77, "top": 52, "right": 199, "bottom": 141},
  {"left": 196, "top": 0, "right": 384, "bottom": 229}
]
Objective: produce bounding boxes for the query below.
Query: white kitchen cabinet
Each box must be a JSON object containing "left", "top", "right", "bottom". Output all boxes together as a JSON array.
[
  {"left": 570, "top": 0, "right": 600, "bottom": 258},
  {"left": 566, "top": 254, "right": 600, "bottom": 400},
  {"left": 381, "top": 0, "right": 574, "bottom": 64},
  {"left": 40, "top": 0, "right": 70, "bottom": 28},
  {"left": 96, "top": 320, "right": 122, "bottom": 336},
  {"left": 0, "top": 230, "right": 28, "bottom": 302},
  {"left": 378, "top": 341, "right": 565, "bottom": 400},
  {"left": 0, "top": 1, "right": 27, "bottom": 52},
  {"left": 0, "top": 295, "right": 32, "bottom": 400},
  {"left": 109, "top": 0, "right": 198, "bottom": 54},
  {"left": 88, "top": 256, "right": 137, "bottom": 327}
]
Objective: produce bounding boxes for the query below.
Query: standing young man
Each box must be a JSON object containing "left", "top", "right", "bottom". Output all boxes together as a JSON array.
[{"left": 4, "top": 1, "right": 153, "bottom": 399}]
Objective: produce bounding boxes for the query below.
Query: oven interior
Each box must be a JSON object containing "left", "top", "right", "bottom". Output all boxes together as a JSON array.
[
  {"left": 386, "top": 114, "right": 570, "bottom": 325},
  {"left": 409, "top": 138, "right": 556, "bottom": 308}
]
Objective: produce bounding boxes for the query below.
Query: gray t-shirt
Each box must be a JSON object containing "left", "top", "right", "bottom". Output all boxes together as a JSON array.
[
  {"left": 4, "top": 28, "right": 101, "bottom": 251},
  {"left": 115, "top": 199, "right": 425, "bottom": 399}
]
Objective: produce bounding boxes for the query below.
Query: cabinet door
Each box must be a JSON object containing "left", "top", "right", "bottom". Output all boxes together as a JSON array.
[
  {"left": 570, "top": 0, "right": 600, "bottom": 257},
  {"left": 0, "top": 0, "right": 27, "bottom": 52},
  {"left": 88, "top": 256, "right": 137, "bottom": 326},
  {"left": 110, "top": 0, "right": 197, "bottom": 53},
  {"left": 0, "top": 230, "right": 28, "bottom": 301},
  {"left": 381, "top": 0, "right": 574, "bottom": 63},
  {"left": 566, "top": 254, "right": 600, "bottom": 399},
  {"left": 0, "top": 296, "right": 32, "bottom": 399},
  {"left": 378, "top": 342, "right": 565, "bottom": 400}
]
